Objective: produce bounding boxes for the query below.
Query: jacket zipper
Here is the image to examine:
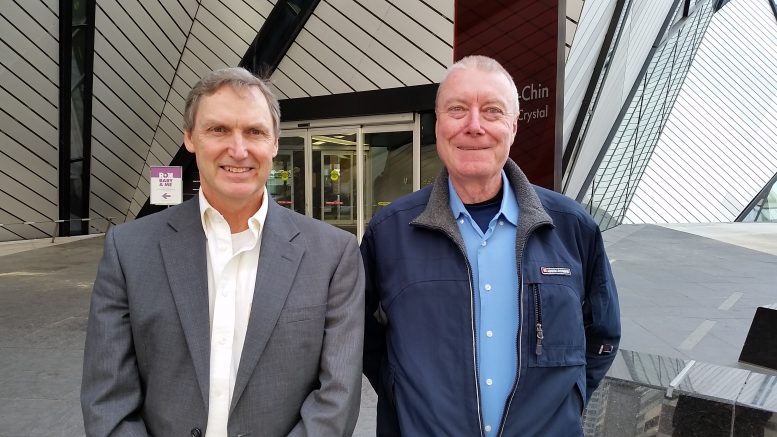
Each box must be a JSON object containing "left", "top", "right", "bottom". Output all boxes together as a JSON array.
[
  {"left": 497, "top": 222, "right": 545, "bottom": 437},
  {"left": 533, "top": 284, "right": 544, "bottom": 356},
  {"left": 418, "top": 224, "right": 484, "bottom": 437},
  {"left": 464, "top": 257, "right": 485, "bottom": 437}
]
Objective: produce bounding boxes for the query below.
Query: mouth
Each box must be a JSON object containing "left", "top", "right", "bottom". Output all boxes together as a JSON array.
[{"left": 221, "top": 165, "right": 253, "bottom": 173}]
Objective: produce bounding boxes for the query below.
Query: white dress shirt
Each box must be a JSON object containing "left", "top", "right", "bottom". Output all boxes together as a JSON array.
[{"left": 198, "top": 189, "right": 268, "bottom": 436}]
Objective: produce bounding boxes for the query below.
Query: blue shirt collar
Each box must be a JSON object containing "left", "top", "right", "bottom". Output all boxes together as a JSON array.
[{"left": 448, "top": 171, "right": 519, "bottom": 226}]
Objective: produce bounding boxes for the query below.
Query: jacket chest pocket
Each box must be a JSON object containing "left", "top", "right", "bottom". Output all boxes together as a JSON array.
[{"left": 526, "top": 271, "right": 586, "bottom": 367}]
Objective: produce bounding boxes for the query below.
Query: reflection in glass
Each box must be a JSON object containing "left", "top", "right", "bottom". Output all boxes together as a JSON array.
[
  {"left": 272, "top": 136, "right": 305, "bottom": 214},
  {"left": 69, "top": 161, "right": 84, "bottom": 234},
  {"left": 72, "top": 0, "right": 87, "bottom": 25},
  {"left": 740, "top": 175, "right": 777, "bottom": 222},
  {"left": 364, "top": 130, "right": 412, "bottom": 221},
  {"left": 420, "top": 112, "right": 444, "bottom": 187},
  {"left": 312, "top": 132, "right": 357, "bottom": 235}
]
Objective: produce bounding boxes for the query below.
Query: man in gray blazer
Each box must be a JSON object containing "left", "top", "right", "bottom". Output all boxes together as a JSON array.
[{"left": 81, "top": 67, "right": 365, "bottom": 436}]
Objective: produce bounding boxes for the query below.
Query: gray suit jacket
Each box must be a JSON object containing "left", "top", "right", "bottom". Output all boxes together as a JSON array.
[{"left": 81, "top": 197, "right": 365, "bottom": 436}]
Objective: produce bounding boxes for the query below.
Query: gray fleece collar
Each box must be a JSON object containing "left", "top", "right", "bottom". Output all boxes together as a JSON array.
[{"left": 411, "top": 159, "right": 553, "bottom": 239}]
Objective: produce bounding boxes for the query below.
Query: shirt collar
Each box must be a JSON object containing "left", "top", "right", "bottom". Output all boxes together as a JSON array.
[
  {"left": 448, "top": 170, "right": 519, "bottom": 226},
  {"left": 198, "top": 187, "right": 269, "bottom": 238}
]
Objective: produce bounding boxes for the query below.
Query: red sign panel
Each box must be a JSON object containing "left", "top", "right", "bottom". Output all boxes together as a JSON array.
[{"left": 455, "top": 1, "right": 563, "bottom": 190}]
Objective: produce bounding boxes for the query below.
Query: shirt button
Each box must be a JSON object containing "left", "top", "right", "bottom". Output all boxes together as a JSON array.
[
  {"left": 486, "top": 378, "right": 493, "bottom": 386},
  {"left": 459, "top": 219, "right": 465, "bottom": 224},
  {"left": 481, "top": 240, "right": 487, "bottom": 247},
  {"left": 485, "top": 425, "right": 492, "bottom": 432},
  {"left": 498, "top": 220, "right": 504, "bottom": 226},
  {"left": 486, "top": 330, "right": 493, "bottom": 337},
  {"left": 484, "top": 284, "right": 492, "bottom": 291}
]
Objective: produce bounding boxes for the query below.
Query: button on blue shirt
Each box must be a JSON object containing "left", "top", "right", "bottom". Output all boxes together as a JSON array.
[{"left": 449, "top": 171, "right": 519, "bottom": 435}]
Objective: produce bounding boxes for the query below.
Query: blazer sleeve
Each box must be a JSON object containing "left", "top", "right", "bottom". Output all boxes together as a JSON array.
[
  {"left": 81, "top": 227, "right": 149, "bottom": 437},
  {"left": 287, "top": 233, "right": 365, "bottom": 437},
  {"left": 583, "top": 224, "right": 621, "bottom": 401}
]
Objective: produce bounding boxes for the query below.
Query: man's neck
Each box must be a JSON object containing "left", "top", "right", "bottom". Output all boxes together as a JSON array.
[
  {"left": 204, "top": 193, "right": 263, "bottom": 233},
  {"left": 450, "top": 174, "right": 503, "bottom": 204}
]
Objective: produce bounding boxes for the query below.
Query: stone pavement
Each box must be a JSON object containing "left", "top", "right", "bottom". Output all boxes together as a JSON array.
[{"left": 1, "top": 222, "right": 775, "bottom": 436}]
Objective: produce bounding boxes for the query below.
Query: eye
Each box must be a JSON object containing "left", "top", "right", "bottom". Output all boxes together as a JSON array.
[
  {"left": 208, "top": 126, "right": 226, "bottom": 134},
  {"left": 447, "top": 105, "right": 468, "bottom": 118},
  {"left": 482, "top": 106, "right": 506, "bottom": 121},
  {"left": 248, "top": 128, "right": 272, "bottom": 139}
]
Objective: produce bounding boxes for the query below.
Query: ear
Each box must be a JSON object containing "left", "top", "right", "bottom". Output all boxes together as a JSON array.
[
  {"left": 184, "top": 130, "right": 195, "bottom": 153},
  {"left": 272, "top": 138, "right": 279, "bottom": 158}
]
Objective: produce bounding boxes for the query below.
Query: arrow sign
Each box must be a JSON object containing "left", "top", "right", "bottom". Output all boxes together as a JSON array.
[{"left": 150, "top": 166, "right": 183, "bottom": 205}]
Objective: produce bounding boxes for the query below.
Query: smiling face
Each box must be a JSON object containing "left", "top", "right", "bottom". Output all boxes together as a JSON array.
[
  {"left": 435, "top": 67, "right": 518, "bottom": 197},
  {"left": 184, "top": 84, "right": 278, "bottom": 218}
]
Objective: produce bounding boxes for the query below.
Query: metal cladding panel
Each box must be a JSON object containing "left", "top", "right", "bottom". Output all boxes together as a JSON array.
[
  {"left": 272, "top": 0, "right": 452, "bottom": 98},
  {"left": 563, "top": 0, "right": 675, "bottom": 199},
  {"left": 0, "top": 0, "right": 59, "bottom": 240},
  {"left": 564, "top": 0, "right": 617, "bottom": 148},
  {"left": 0, "top": 130, "right": 57, "bottom": 190},
  {"left": 93, "top": 0, "right": 274, "bottom": 220},
  {"left": 625, "top": 0, "right": 777, "bottom": 224},
  {"left": 584, "top": 0, "right": 718, "bottom": 229}
]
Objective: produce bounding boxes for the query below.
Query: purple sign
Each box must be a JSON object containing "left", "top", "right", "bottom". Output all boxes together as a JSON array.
[{"left": 150, "top": 166, "right": 182, "bottom": 178}]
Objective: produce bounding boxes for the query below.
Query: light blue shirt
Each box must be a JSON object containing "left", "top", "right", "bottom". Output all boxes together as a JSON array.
[{"left": 449, "top": 171, "right": 519, "bottom": 435}]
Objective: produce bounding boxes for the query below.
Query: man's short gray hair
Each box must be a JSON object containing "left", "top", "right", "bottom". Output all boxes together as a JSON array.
[
  {"left": 436, "top": 55, "right": 520, "bottom": 115},
  {"left": 183, "top": 67, "right": 281, "bottom": 138}
]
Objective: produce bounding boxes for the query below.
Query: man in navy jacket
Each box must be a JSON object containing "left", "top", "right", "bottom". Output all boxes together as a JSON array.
[{"left": 361, "top": 55, "right": 621, "bottom": 436}]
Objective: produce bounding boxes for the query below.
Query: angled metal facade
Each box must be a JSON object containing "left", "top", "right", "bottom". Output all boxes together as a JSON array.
[
  {"left": 0, "top": 1, "right": 60, "bottom": 240},
  {"left": 625, "top": 0, "right": 777, "bottom": 224},
  {"left": 2, "top": 0, "right": 776, "bottom": 241}
]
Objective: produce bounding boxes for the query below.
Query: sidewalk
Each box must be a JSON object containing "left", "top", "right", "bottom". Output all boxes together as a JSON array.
[{"left": 1, "top": 223, "right": 775, "bottom": 435}]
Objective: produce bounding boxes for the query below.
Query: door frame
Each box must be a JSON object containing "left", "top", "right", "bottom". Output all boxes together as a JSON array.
[{"left": 278, "top": 113, "right": 419, "bottom": 240}]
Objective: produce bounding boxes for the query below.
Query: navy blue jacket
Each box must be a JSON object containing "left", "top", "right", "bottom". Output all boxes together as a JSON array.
[{"left": 361, "top": 160, "right": 621, "bottom": 437}]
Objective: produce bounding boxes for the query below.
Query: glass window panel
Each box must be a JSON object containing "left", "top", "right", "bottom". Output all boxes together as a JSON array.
[
  {"left": 71, "top": 28, "right": 86, "bottom": 79},
  {"left": 70, "top": 82, "right": 85, "bottom": 159},
  {"left": 72, "top": 0, "right": 88, "bottom": 26},
  {"left": 69, "top": 161, "right": 85, "bottom": 233},
  {"left": 272, "top": 135, "right": 305, "bottom": 215}
]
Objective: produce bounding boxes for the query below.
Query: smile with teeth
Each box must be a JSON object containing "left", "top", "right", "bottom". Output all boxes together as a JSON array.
[{"left": 222, "top": 166, "right": 251, "bottom": 173}]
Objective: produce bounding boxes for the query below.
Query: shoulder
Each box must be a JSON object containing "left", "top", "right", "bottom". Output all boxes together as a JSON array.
[
  {"left": 366, "top": 185, "right": 432, "bottom": 230},
  {"left": 532, "top": 185, "right": 598, "bottom": 232},
  {"left": 111, "top": 202, "right": 185, "bottom": 239},
  {"left": 271, "top": 203, "right": 355, "bottom": 245}
]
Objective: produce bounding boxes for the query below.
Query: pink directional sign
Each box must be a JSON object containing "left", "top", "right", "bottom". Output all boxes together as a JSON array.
[{"left": 150, "top": 166, "right": 183, "bottom": 205}]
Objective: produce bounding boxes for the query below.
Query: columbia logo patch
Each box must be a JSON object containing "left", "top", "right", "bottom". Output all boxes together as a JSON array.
[{"left": 541, "top": 267, "right": 571, "bottom": 276}]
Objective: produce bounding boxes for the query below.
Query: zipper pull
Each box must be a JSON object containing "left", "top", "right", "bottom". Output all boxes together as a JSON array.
[{"left": 535, "top": 323, "right": 544, "bottom": 355}]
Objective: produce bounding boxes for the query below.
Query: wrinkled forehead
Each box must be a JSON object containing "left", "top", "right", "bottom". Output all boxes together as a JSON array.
[{"left": 436, "top": 68, "right": 516, "bottom": 110}]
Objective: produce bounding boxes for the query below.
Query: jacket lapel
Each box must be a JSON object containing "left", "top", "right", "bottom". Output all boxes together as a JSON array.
[
  {"left": 231, "top": 200, "right": 304, "bottom": 412},
  {"left": 159, "top": 198, "right": 211, "bottom": 406}
]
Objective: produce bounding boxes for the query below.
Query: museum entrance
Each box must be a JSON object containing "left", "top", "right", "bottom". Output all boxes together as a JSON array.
[{"left": 272, "top": 114, "right": 442, "bottom": 239}]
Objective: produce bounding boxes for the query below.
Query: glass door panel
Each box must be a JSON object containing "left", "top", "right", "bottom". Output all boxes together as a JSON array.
[
  {"left": 364, "top": 129, "right": 414, "bottom": 221},
  {"left": 311, "top": 130, "right": 358, "bottom": 236},
  {"left": 420, "top": 112, "right": 444, "bottom": 188},
  {"left": 272, "top": 134, "right": 306, "bottom": 214}
]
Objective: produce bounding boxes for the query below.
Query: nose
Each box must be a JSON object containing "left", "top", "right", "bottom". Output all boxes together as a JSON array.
[
  {"left": 227, "top": 133, "right": 249, "bottom": 159},
  {"left": 464, "top": 108, "right": 485, "bottom": 134}
]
